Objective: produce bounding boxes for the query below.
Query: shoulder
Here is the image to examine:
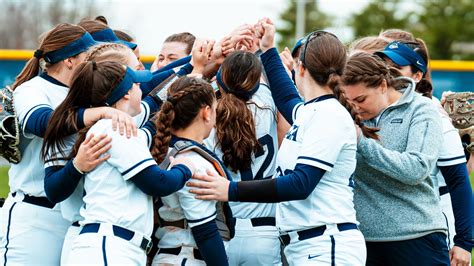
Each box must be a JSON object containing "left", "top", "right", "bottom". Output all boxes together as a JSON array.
[
  {"left": 250, "top": 84, "right": 276, "bottom": 111},
  {"left": 175, "top": 150, "right": 217, "bottom": 174},
  {"left": 88, "top": 119, "right": 114, "bottom": 136}
]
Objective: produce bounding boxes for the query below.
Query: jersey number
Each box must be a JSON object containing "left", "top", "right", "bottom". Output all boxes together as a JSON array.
[{"left": 241, "top": 134, "right": 274, "bottom": 181}]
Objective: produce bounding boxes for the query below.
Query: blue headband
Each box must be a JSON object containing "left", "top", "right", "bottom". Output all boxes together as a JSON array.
[
  {"left": 215, "top": 70, "right": 259, "bottom": 101},
  {"left": 91, "top": 28, "right": 137, "bottom": 50},
  {"left": 291, "top": 37, "right": 305, "bottom": 57},
  {"left": 43, "top": 32, "right": 97, "bottom": 64},
  {"left": 105, "top": 66, "right": 152, "bottom": 105},
  {"left": 376, "top": 41, "right": 427, "bottom": 74}
]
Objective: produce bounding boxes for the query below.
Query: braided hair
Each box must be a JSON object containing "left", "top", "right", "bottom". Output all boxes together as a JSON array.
[{"left": 151, "top": 77, "right": 215, "bottom": 163}]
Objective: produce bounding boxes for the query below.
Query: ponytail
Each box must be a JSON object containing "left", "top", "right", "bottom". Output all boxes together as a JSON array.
[
  {"left": 216, "top": 93, "right": 260, "bottom": 172},
  {"left": 151, "top": 101, "right": 175, "bottom": 164},
  {"left": 12, "top": 57, "right": 42, "bottom": 90}
]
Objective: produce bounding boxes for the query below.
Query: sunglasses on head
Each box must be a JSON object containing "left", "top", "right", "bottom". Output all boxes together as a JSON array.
[{"left": 299, "top": 30, "right": 339, "bottom": 66}]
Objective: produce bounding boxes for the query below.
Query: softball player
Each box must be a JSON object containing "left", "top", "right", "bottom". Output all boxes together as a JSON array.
[
  {"left": 63, "top": 61, "right": 194, "bottom": 265},
  {"left": 151, "top": 76, "right": 230, "bottom": 266},
  {"left": 41, "top": 42, "right": 164, "bottom": 265},
  {"left": 0, "top": 24, "right": 99, "bottom": 265},
  {"left": 188, "top": 19, "right": 371, "bottom": 265},
  {"left": 204, "top": 51, "right": 281, "bottom": 266}
]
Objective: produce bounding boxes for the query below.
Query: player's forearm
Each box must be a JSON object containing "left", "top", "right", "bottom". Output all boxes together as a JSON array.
[
  {"left": 131, "top": 164, "right": 192, "bottom": 197},
  {"left": 191, "top": 219, "right": 228, "bottom": 266},
  {"left": 229, "top": 164, "right": 325, "bottom": 203},
  {"left": 440, "top": 163, "right": 474, "bottom": 252},
  {"left": 44, "top": 161, "right": 83, "bottom": 203},
  {"left": 260, "top": 47, "right": 302, "bottom": 124}
]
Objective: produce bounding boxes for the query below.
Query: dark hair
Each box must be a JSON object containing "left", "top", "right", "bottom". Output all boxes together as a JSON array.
[
  {"left": 78, "top": 19, "right": 108, "bottom": 34},
  {"left": 349, "top": 36, "right": 389, "bottom": 54},
  {"left": 114, "top": 29, "right": 134, "bottom": 42},
  {"left": 12, "top": 23, "right": 87, "bottom": 90},
  {"left": 301, "top": 32, "right": 379, "bottom": 139},
  {"left": 151, "top": 77, "right": 215, "bottom": 163},
  {"left": 164, "top": 32, "right": 196, "bottom": 55},
  {"left": 215, "top": 51, "right": 263, "bottom": 172},
  {"left": 41, "top": 61, "right": 126, "bottom": 161}
]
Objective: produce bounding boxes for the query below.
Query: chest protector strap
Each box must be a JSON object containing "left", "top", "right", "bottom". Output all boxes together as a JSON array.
[{"left": 159, "top": 140, "right": 235, "bottom": 241}]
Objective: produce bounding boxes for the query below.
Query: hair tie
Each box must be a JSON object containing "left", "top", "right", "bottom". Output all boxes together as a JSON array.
[
  {"left": 167, "top": 97, "right": 177, "bottom": 106},
  {"left": 92, "top": 61, "right": 97, "bottom": 70},
  {"left": 328, "top": 68, "right": 337, "bottom": 75},
  {"left": 34, "top": 49, "right": 43, "bottom": 59}
]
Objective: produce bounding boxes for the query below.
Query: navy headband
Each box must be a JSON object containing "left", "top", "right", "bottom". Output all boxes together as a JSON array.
[
  {"left": 215, "top": 70, "right": 259, "bottom": 101},
  {"left": 376, "top": 41, "right": 427, "bottom": 74},
  {"left": 105, "top": 66, "right": 152, "bottom": 105},
  {"left": 91, "top": 28, "right": 137, "bottom": 50},
  {"left": 43, "top": 32, "right": 97, "bottom": 64}
]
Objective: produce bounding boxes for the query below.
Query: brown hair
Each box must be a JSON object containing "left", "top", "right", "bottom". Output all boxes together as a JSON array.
[
  {"left": 164, "top": 32, "right": 196, "bottom": 55},
  {"left": 12, "top": 23, "right": 87, "bottom": 90},
  {"left": 78, "top": 19, "right": 108, "bottom": 34},
  {"left": 379, "top": 29, "right": 415, "bottom": 42},
  {"left": 85, "top": 43, "right": 132, "bottom": 64},
  {"left": 348, "top": 36, "right": 389, "bottom": 54},
  {"left": 41, "top": 61, "right": 126, "bottom": 161},
  {"left": 302, "top": 32, "right": 379, "bottom": 139},
  {"left": 114, "top": 29, "right": 134, "bottom": 42},
  {"left": 151, "top": 77, "right": 215, "bottom": 164},
  {"left": 215, "top": 51, "right": 262, "bottom": 172}
]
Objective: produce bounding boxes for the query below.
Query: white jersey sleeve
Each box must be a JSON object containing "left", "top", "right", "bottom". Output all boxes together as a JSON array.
[
  {"left": 296, "top": 109, "right": 348, "bottom": 172},
  {"left": 92, "top": 120, "right": 156, "bottom": 180},
  {"left": 437, "top": 115, "right": 466, "bottom": 167},
  {"left": 132, "top": 101, "right": 151, "bottom": 128}
]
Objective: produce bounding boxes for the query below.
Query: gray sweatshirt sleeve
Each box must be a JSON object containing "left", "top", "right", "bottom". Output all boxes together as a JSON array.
[{"left": 357, "top": 103, "right": 442, "bottom": 185}]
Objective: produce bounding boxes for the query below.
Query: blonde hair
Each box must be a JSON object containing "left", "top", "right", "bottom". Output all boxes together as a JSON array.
[
  {"left": 85, "top": 43, "right": 132, "bottom": 64},
  {"left": 348, "top": 36, "right": 389, "bottom": 55}
]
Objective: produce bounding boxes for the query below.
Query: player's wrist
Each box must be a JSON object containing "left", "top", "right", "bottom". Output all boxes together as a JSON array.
[{"left": 72, "top": 158, "right": 86, "bottom": 175}]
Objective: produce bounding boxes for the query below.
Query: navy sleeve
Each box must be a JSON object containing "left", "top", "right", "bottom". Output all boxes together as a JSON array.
[
  {"left": 260, "top": 47, "right": 303, "bottom": 124},
  {"left": 142, "top": 96, "right": 162, "bottom": 116},
  {"left": 439, "top": 163, "right": 474, "bottom": 252},
  {"left": 140, "top": 70, "right": 175, "bottom": 96},
  {"left": 44, "top": 161, "right": 83, "bottom": 203},
  {"left": 228, "top": 163, "right": 325, "bottom": 203},
  {"left": 24, "top": 107, "right": 53, "bottom": 137},
  {"left": 176, "top": 63, "right": 194, "bottom": 76},
  {"left": 155, "top": 55, "right": 192, "bottom": 73},
  {"left": 191, "top": 220, "right": 228, "bottom": 266},
  {"left": 76, "top": 108, "right": 85, "bottom": 129},
  {"left": 130, "top": 164, "right": 192, "bottom": 197}
]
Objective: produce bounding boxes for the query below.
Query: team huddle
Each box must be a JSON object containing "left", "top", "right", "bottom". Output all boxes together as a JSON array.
[{"left": 0, "top": 15, "right": 472, "bottom": 266}]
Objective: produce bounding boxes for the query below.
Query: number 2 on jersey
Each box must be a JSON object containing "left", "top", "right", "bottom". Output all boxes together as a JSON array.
[{"left": 240, "top": 134, "right": 274, "bottom": 181}]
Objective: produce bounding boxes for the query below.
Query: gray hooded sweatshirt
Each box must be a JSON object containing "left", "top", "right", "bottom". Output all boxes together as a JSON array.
[{"left": 354, "top": 78, "right": 447, "bottom": 241}]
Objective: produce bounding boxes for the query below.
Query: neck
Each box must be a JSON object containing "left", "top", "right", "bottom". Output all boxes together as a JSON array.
[
  {"left": 173, "top": 123, "right": 206, "bottom": 144},
  {"left": 47, "top": 67, "right": 71, "bottom": 87},
  {"left": 387, "top": 87, "right": 402, "bottom": 106},
  {"left": 301, "top": 75, "right": 333, "bottom": 101}
]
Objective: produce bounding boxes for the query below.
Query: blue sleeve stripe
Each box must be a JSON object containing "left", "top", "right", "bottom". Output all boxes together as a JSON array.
[
  {"left": 187, "top": 211, "right": 217, "bottom": 223},
  {"left": 24, "top": 106, "right": 53, "bottom": 137},
  {"left": 297, "top": 156, "right": 334, "bottom": 168},
  {"left": 141, "top": 128, "right": 152, "bottom": 147},
  {"left": 292, "top": 102, "right": 303, "bottom": 122},
  {"left": 22, "top": 104, "right": 50, "bottom": 125},
  {"left": 438, "top": 155, "right": 466, "bottom": 162},
  {"left": 121, "top": 158, "right": 155, "bottom": 176}
]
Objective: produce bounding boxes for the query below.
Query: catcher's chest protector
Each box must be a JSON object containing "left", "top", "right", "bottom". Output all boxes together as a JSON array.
[
  {"left": 0, "top": 86, "right": 21, "bottom": 163},
  {"left": 159, "top": 140, "right": 236, "bottom": 240}
]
